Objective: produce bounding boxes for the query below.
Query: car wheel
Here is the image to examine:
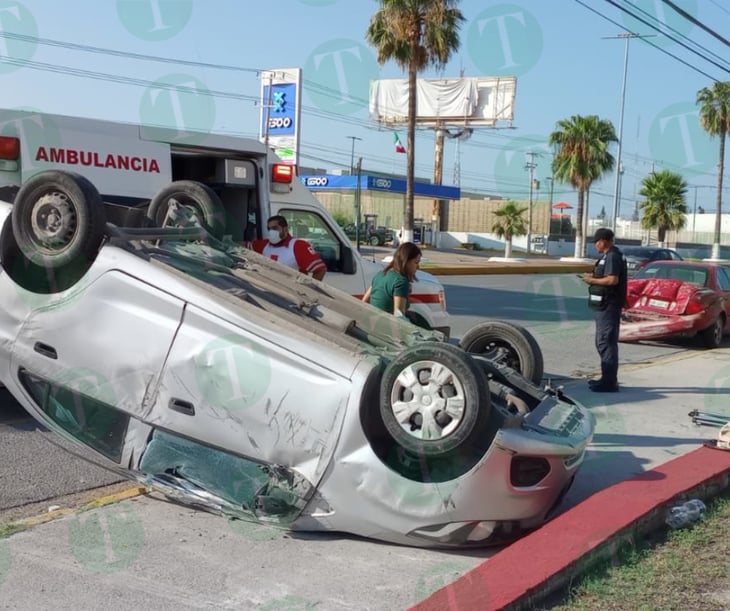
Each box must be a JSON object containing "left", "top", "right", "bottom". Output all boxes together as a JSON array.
[
  {"left": 379, "top": 343, "right": 490, "bottom": 457},
  {"left": 11, "top": 170, "right": 106, "bottom": 270},
  {"left": 459, "top": 320, "right": 544, "bottom": 385},
  {"left": 147, "top": 181, "right": 226, "bottom": 240},
  {"left": 369, "top": 234, "right": 381, "bottom": 246},
  {"left": 700, "top": 316, "right": 724, "bottom": 349}
]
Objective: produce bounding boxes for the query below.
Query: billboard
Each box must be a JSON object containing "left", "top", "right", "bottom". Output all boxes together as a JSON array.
[
  {"left": 368, "top": 76, "right": 517, "bottom": 128},
  {"left": 259, "top": 68, "right": 302, "bottom": 166}
]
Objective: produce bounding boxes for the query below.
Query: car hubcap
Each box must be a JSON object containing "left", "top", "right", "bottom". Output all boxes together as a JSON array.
[
  {"left": 389, "top": 360, "right": 466, "bottom": 441},
  {"left": 30, "top": 192, "right": 77, "bottom": 252},
  {"left": 714, "top": 320, "right": 723, "bottom": 344}
]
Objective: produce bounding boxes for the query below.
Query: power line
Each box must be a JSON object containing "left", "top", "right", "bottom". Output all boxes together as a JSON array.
[
  {"left": 573, "top": 0, "right": 718, "bottom": 81},
  {"left": 659, "top": 0, "right": 730, "bottom": 47},
  {"left": 602, "top": 0, "right": 730, "bottom": 76},
  {"left": 623, "top": 0, "right": 730, "bottom": 70},
  {"left": 0, "top": 30, "right": 261, "bottom": 73},
  {"left": 708, "top": 0, "right": 730, "bottom": 18}
]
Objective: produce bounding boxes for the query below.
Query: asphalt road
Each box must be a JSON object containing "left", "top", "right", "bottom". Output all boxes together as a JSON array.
[
  {"left": 0, "top": 273, "right": 703, "bottom": 517},
  {"left": 443, "top": 273, "right": 695, "bottom": 379}
]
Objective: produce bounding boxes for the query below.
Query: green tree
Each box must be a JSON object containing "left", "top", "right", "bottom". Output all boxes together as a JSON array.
[
  {"left": 492, "top": 200, "right": 528, "bottom": 258},
  {"left": 366, "top": 0, "right": 464, "bottom": 243},
  {"left": 548, "top": 115, "right": 617, "bottom": 258},
  {"left": 697, "top": 81, "right": 730, "bottom": 260},
  {"left": 639, "top": 170, "right": 688, "bottom": 246}
]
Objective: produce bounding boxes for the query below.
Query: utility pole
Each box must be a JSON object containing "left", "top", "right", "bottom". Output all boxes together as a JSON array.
[
  {"left": 693, "top": 185, "right": 698, "bottom": 242},
  {"left": 432, "top": 126, "right": 445, "bottom": 245},
  {"left": 603, "top": 33, "right": 655, "bottom": 231},
  {"left": 346, "top": 136, "right": 362, "bottom": 174},
  {"left": 262, "top": 71, "right": 274, "bottom": 149},
  {"left": 525, "top": 151, "right": 538, "bottom": 254},
  {"left": 354, "top": 156, "right": 363, "bottom": 251}
]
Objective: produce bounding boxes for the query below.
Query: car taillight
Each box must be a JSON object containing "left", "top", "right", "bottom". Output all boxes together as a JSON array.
[
  {"left": 685, "top": 294, "right": 707, "bottom": 315},
  {"left": 438, "top": 290, "right": 446, "bottom": 312},
  {"left": 0, "top": 136, "right": 20, "bottom": 160},
  {"left": 510, "top": 456, "right": 551, "bottom": 487}
]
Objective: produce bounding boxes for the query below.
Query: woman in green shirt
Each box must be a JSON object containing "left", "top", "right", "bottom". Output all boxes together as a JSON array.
[{"left": 362, "top": 242, "right": 422, "bottom": 317}]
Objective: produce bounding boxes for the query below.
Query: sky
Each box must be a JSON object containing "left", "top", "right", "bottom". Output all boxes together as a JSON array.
[{"left": 0, "top": 0, "right": 728, "bottom": 221}]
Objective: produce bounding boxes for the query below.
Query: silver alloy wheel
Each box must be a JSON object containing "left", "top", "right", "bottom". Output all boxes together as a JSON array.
[
  {"left": 388, "top": 359, "right": 466, "bottom": 441},
  {"left": 29, "top": 191, "right": 77, "bottom": 254}
]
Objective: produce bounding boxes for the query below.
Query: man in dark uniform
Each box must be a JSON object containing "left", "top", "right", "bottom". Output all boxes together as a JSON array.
[{"left": 581, "top": 228, "right": 627, "bottom": 392}]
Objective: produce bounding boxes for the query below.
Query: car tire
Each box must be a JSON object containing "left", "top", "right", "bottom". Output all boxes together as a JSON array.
[
  {"left": 700, "top": 316, "right": 724, "bottom": 349},
  {"left": 11, "top": 170, "right": 107, "bottom": 270},
  {"left": 1, "top": 213, "right": 93, "bottom": 294},
  {"left": 369, "top": 234, "right": 381, "bottom": 246},
  {"left": 147, "top": 181, "right": 226, "bottom": 240},
  {"left": 459, "top": 320, "right": 544, "bottom": 385},
  {"left": 379, "top": 343, "right": 490, "bottom": 457}
]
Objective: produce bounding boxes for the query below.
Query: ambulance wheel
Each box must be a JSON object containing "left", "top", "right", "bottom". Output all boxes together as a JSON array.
[
  {"left": 148, "top": 181, "right": 226, "bottom": 240},
  {"left": 379, "top": 343, "right": 490, "bottom": 457},
  {"left": 459, "top": 321, "right": 544, "bottom": 384},
  {"left": 11, "top": 170, "right": 106, "bottom": 270}
]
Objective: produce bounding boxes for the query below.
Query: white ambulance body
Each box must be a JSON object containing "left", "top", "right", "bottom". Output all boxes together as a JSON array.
[{"left": 0, "top": 110, "right": 449, "bottom": 336}]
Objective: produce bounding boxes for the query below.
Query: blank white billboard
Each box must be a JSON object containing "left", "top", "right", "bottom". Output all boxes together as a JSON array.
[{"left": 369, "top": 76, "right": 517, "bottom": 128}]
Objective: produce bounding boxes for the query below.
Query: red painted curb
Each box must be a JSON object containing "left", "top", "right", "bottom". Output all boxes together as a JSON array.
[{"left": 410, "top": 445, "right": 730, "bottom": 611}]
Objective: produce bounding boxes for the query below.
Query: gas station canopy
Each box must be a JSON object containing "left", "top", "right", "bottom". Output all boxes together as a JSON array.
[{"left": 299, "top": 175, "right": 461, "bottom": 200}]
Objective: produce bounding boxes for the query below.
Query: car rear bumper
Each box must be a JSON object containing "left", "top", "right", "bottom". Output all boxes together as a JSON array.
[{"left": 619, "top": 310, "right": 707, "bottom": 341}]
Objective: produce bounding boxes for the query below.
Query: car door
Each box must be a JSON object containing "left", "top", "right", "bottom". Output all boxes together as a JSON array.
[
  {"left": 278, "top": 208, "right": 368, "bottom": 296},
  {"left": 11, "top": 269, "right": 185, "bottom": 425},
  {"left": 153, "top": 303, "right": 352, "bottom": 486}
]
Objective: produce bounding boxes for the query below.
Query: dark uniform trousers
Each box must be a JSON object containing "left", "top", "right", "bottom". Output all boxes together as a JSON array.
[{"left": 595, "top": 303, "right": 622, "bottom": 385}]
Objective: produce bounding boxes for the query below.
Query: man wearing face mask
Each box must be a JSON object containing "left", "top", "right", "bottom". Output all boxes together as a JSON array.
[{"left": 250, "top": 215, "right": 327, "bottom": 281}]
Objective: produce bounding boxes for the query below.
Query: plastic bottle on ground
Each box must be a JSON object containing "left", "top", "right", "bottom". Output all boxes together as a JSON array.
[{"left": 665, "top": 499, "right": 706, "bottom": 529}]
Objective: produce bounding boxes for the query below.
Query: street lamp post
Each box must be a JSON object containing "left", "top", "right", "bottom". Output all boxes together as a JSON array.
[
  {"left": 347, "top": 136, "right": 362, "bottom": 174},
  {"left": 604, "top": 33, "right": 655, "bottom": 231},
  {"left": 525, "top": 152, "right": 538, "bottom": 254}
]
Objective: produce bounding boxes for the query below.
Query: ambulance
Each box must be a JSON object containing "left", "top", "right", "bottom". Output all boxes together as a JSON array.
[{"left": 0, "top": 110, "right": 449, "bottom": 336}]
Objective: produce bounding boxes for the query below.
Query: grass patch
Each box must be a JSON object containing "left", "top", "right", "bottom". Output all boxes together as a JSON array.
[
  {"left": 545, "top": 494, "right": 730, "bottom": 610},
  {"left": 0, "top": 522, "right": 29, "bottom": 538}
]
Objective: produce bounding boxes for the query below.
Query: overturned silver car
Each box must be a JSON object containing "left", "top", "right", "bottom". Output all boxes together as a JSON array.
[{"left": 0, "top": 171, "right": 594, "bottom": 548}]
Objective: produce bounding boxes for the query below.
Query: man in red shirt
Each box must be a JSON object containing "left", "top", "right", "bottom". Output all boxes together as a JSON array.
[{"left": 250, "top": 215, "right": 327, "bottom": 281}]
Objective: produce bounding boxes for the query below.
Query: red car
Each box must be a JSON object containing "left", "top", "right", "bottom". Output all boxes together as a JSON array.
[{"left": 620, "top": 261, "right": 730, "bottom": 348}]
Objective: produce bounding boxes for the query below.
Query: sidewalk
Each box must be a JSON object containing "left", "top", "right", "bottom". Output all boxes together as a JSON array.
[
  {"left": 0, "top": 350, "right": 728, "bottom": 609},
  {"left": 415, "top": 347, "right": 730, "bottom": 610}
]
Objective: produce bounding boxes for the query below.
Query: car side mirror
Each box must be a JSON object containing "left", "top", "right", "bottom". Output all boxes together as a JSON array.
[{"left": 340, "top": 246, "right": 356, "bottom": 275}]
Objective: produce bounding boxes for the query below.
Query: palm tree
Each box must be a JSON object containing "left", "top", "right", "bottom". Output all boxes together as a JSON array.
[
  {"left": 492, "top": 201, "right": 528, "bottom": 258},
  {"left": 548, "top": 115, "right": 617, "bottom": 258},
  {"left": 697, "top": 81, "right": 730, "bottom": 260},
  {"left": 639, "top": 170, "right": 688, "bottom": 246},
  {"left": 366, "top": 0, "right": 464, "bottom": 243}
]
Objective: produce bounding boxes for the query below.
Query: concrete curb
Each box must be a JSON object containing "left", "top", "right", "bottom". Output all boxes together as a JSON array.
[
  {"left": 410, "top": 446, "right": 730, "bottom": 611},
  {"left": 422, "top": 263, "right": 593, "bottom": 276},
  {"left": 3, "top": 485, "right": 148, "bottom": 533}
]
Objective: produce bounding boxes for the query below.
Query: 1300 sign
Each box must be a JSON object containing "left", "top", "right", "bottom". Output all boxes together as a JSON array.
[{"left": 268, "top": 117, "right": 292, "bottom": 129}]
